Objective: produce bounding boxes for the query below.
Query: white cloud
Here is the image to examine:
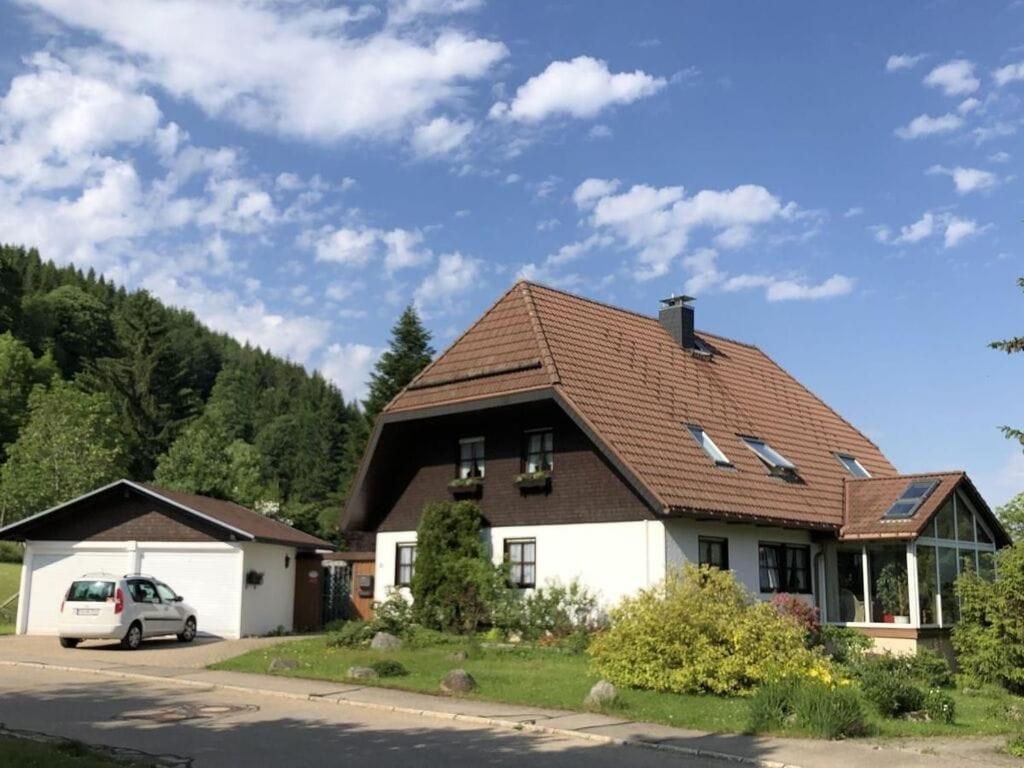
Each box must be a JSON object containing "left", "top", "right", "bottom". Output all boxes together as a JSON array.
[
  {"left": 923, "top": 59, "right": 979, "bottom": 96},
  {"left": 490, "top": 56, "right": 665, "bottom": 122},
  {"left": 764, "top": 275, "right": 855, "bottom": 302},
  {"left": 895, "top": 113, "right": 964, "bottom": 139},
  {"left": 886, "top": 53, "right": 926, "bottom": 72},
  {"left": 896, "top": 212, "right": 936, "bottom": 243},
  {"left": 382, "top": 228, "right": 433, "bottom": 271},
  {"left": 587, "top": 124, "right": 612, "bottom": 139},
  {"left": 410, "top": 116, "right": 474, "bottom": 157},
  {"left": 927, "top": 165, "right": 998, "bottom": 194},
  {"left": 317, "top": 342, "right": 382, "bottom": 403},
  {"left": 994, "top": 61, "right": 1024, "bottom": 87},
  {"left": 572, "top": 177, "right": 621, "bottom": 208},
  {"left": 414, "top": 251, "right": 481, "bottom": 311},
  {"left": 989, "top": 151, "right": 1011, "bottom": 163},
  {"left": 943, "top": 216, "right": 979, "bottom": 248},
  {"left": 25, "top": 0, "right": 507, "bottom": 143},
  {"left": 843, "top": 206, "right": 864, "bottom": 218},
  {"left": 314, "top": 227, "right": 380, "bottom": 266},
  {"left": 387, "top": 0, "right": 483, "bottom": 25},
  {"left": 680, "top": 248, "right": 853, "bottom": 302},
  {"left": 957, "top": 97, "right": 981, "bottom": 115}
]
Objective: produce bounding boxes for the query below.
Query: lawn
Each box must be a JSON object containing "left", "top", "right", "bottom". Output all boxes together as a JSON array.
[
  {"left": 0, "top": 562, "right": 20, "bottom": 635},
  {"left": 0, "top": 736, "right": 152, "bottom": 767},
  {"left": 211, "top": 636, "right": 1024, "bottom": 739}
]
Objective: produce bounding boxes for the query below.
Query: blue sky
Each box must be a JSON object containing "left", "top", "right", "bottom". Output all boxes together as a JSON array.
[{"left": 0, "top": 1, "right": 1021, "bottom": 505}]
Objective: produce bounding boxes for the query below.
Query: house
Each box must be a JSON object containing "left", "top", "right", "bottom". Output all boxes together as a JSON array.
[
  {"left": 0, "top": 479, "right": 335, "bottom": 638},
  {"left": 343, "top": 281, "right": 1010, "bottom": 654}
]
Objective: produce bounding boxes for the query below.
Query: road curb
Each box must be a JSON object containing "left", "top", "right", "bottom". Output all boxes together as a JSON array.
[{"left": 0, "top": 659, "right": 802, "bottom": 768}]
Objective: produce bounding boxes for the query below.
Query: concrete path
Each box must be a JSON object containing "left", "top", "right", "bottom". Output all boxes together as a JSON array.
[{"left": 0, "top": 635, "right": 1017, "bottom": 768}]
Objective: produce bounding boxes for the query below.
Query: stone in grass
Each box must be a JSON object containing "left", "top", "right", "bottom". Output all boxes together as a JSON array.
[
  {"left": 347, "top": 666, "right": 379, "bottom": 680},
  {"left": 370, "top": 631, "right": 403, "bottom": 650},
  {"left": 448, "top": 650, "right": 468, "bottom": 662},
  {"left": 440, "top": 669, "right": 476, "bottom": 694},
  {"left": 268, "top": 658, "right": 298, "bottom": 673},
  {"left": 583, "top": 680, "right": 617, "bottom": 710}
]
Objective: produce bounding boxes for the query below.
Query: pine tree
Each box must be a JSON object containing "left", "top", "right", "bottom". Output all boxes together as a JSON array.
[{"left": 363, "top": 305, "right": 434, "bottom": 421}]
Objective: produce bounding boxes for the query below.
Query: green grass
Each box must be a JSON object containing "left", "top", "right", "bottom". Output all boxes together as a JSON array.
[
  {"left": 0, "top": 562, "right": 20, "bottom": 635},
  {"left": 0, "top": 736, "right": 151, "bottom": 767},
  {"left": 212, "top": 636, "right": 1024, "bottom": 739},
  {"left": 212, "top": 637, "right": 748, "bottom": 733}
]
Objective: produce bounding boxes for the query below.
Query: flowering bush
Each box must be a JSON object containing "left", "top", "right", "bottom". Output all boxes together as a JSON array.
[
  {"left": 771, "top": 593, "right": 821, "bottom": 646},
  {"left": 588, "top": 564, "right": 824, "bottom": 695}
]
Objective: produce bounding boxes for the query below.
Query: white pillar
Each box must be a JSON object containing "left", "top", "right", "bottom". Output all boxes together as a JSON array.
[
  {"left": 861, "top": 546, "right": 872, "bottom": 623},
  {"left": 907, "top": 541, "right": 920, "bottom": 627}
]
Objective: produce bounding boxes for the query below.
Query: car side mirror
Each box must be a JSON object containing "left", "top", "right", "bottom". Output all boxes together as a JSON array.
[{"left": 173, "top": 596, "right": 183, "bottom": 602}]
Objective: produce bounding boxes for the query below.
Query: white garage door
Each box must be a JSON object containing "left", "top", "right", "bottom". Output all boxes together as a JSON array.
[
  {"left": 24, "top": 549, "right": 133, "bottom": 635},
  {"left": 138, "top": 549, "right": 241, "bottom": 638}
]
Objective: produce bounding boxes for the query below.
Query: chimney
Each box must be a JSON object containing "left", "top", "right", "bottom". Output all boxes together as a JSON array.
[{"left": 659, "top": 294, "right": 697, "bottom": 349}]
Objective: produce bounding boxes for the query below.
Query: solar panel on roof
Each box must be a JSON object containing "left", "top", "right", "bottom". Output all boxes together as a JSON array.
[{"left": 882, "top": 479, "right": 939, "bottom": 520}]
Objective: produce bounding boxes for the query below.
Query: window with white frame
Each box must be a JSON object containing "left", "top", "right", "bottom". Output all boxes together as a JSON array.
[
  {"left": 687, "top": 425, "right": 732, "bottom": 467},
  {"left": 523, "top": 430, "right": 553, "bottom": 473},
  {"left": 835, "top": 452, "right": 871, "bottom": 478},
  {"left": 458, "top": 437, "right": 485, "bottom": 479},
  {"left": 742, "top": 436, "right": 797, "bottom": 475}
]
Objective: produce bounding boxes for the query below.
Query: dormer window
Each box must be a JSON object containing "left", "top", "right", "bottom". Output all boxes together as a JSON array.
[
  {"left": 686, "top": 425, "right": 732, "bottom": 467},
  {"left": 836, "top": 452, "right": 870, "bottom": 478},
  {"left": 741, "top": 436, "right": 796, "bottom": 475},
  {"left": 459, "top": 437, "right": 485, "bottom": 479}
]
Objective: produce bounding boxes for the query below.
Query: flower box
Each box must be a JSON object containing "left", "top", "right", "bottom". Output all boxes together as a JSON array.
[
  {"left": 448, "top": 476, "right": 483, "bottom": 497},
  {"left": 513, "top": 471, "right": 551, "bottom": 491}
]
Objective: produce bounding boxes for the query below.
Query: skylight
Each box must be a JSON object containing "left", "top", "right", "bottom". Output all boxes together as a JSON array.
[
  {"left": 687, "top": 425, "right": 731, "bottom": 466},
  {"left": 742, "top": 437, "right": 796, "bottom": 473},
  {"left": 882, "top": 480, "right": 939, "bottom": 520},
  {"left": 836, "top": 453, "right": 870, "bottom": 478}
]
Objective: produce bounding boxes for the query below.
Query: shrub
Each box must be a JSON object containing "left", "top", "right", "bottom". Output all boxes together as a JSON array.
[
  {"left": 493, "top": 578, "right": 603, "bottom": 641},
  {"left": 793, "top": 682, "right": 869, "bottom": 739},
  {"left": 323, "top": 618, "right": 348, "bottom": 633},
  {"left": 326, "top": 620, "right": 375, "bottom": 648},
  {"left": 820, "top": 626, "right": 872, "bottom": 665},
  {"left": 858, "top": 663, "right": 924, "bottom": 717},
  {"left": 0, "top": 541, "right": 23, "bottom": 563},
  {"left": 588, "top": 564, "right": 822, "bottom": 695},
  {"left": 910, "top": 648, "right": 954, "bottom": 688},
  {"left": 372, "top": 588, "right": 414, "bottom": 635},
  {"left": 370, "top": 660, "right": 408, "bottom": 678},
  {"left": 1007, "top": 732, "right": 1024, "bottom": 759},
  {"left": 402, "top": 624, "right": 463, "bottom": 649},
  {"left": 412, "top": 501, "right": 504, "bottom": 633},
  {"left": 747, "top": 680, "right": 799, "bottom": 732},
  {"left": 923, "top": 688, "right": 956, "bottom": 724},
  {"left": 771, "top": 593, "right": 821, "bottom": 646},
  {"left": 954, "top": 545, "right": 1024, "bottom": 694}
]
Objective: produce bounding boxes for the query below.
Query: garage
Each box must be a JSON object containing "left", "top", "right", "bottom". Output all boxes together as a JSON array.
[{"left": 0, "top": 480, "right": 334, "bottom": 639}]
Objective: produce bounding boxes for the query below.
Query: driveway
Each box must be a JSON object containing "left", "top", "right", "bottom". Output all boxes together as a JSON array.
[
  {"left": 0, "top": 633, "right": 294, "bottom": 669},
  {"left": 0, "top": 665, "right": 714, "bottom": 767}
]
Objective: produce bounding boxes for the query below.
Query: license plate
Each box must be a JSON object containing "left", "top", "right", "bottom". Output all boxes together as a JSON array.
[{"left": 75, "top": 608, "right": 99, "bottom": 616}]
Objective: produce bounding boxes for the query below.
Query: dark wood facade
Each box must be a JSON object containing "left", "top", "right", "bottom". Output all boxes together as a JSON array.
[{"left": 365, "top": 399, "right": 655, "bottom": 533}]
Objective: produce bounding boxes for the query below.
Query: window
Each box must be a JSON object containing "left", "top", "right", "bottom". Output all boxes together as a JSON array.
[
  {"left": 742, "top": 437, "right": 796, "bottom": 473},
  {"left": 835, "top": 453, "right": 870, "bottom": 478},
  {"left": 458, "top": 437, "right": 485, "bottom": 479},
  {"left": 155, "top": 583, "right": 178, "bottom": 603},
  {"left": 882, "top": 480, "right": 939, "bottom": 520},
  {"left": 698, "top": 536, "right": 729, "bottom": 570},
  {"left": 687, "top": 425, "right": 731, "bottom": 466},
  {"left": 834, "top": 550, "right": 866, "bottom": 622},
  {"left": 758, "top": 543, "right": 811, "bottom": 594},
  {"left": 66, "top": 580, "right": 115, "bottom": 602},
  {"left": 524, "top": 430, "right": 554, "bottom": 473},
  {"left": 395, "top": 543, "right": 417, "bottom": 586},
  {"left": 127, "top": 579, "right": 160, "bottom": 603},
  {"left": 505, "top": 539, "right": 536, "bottom": 588}
]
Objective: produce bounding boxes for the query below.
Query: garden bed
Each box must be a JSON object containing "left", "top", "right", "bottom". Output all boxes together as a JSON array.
[{"left": 210, "top": 636, "right": 1023, "bottom": 739}]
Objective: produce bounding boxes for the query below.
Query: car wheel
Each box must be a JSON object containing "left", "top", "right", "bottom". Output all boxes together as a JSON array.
[
  {"left": 121, "top": 622, "right": 143, "bottom": 651},
  {"left": 59, "top": 637, "right": 80, "bottom": 649},
  {"left": 177, "top": 617, "right": 197, "bottom": 643}
]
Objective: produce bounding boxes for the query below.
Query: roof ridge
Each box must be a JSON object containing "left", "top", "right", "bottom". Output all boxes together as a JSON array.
[
  {"left": 845, "top": 470, "right": 965, "bottom": 483},
  {"left": 520, "top": 282, "right": 561, "bottom": 385}
]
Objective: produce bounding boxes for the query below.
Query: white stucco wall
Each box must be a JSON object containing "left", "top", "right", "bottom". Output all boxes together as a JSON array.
[
  {"left": 663, "top": 518, "right": 819, "bottom": 603},
  {"left": 240, "top": 542, "right": 296, "bottom": 636},
  {"left": 375, "top": 520, "right": 667, "bottom": 607}
]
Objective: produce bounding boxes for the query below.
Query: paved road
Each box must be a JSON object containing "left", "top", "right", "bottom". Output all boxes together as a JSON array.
[{"left": 0, "top": 665, "right": 715, "bottom": 767}]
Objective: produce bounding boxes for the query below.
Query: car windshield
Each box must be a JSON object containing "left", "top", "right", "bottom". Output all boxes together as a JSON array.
[
  {"left": 155, "top": 583, "right": 177, "bottom": 602},
  {"left": 67, "top": 580, "right": 115, "bottom": 602}
]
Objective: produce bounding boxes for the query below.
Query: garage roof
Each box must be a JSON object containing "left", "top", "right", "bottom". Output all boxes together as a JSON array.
[{"left": 0, "top": 480, "right": 336, "bottom": 551}]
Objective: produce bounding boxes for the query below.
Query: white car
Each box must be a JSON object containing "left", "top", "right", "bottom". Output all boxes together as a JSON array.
[{"left": 58, "top": 573, "right": 198, "bottom": 650}]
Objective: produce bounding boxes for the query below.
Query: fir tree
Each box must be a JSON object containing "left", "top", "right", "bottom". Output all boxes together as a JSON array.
[{"left": 363, "top": 305, "right": 434, "bottom": 421}]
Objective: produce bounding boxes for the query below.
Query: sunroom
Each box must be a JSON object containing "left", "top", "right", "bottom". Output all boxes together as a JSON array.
[{"left": 820, "top": 473, "right": 1010, "bottom": 655}]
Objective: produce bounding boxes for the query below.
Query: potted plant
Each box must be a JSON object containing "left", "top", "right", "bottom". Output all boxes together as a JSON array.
[
  {"left": 513, "top": 469, "right": 551, "bottom": 491},
  {"left": 448, "top": 475, "right": 483, "bottom": 498},
  {"left": 876, "top": 561, "right": 910, "bottom": 624}
]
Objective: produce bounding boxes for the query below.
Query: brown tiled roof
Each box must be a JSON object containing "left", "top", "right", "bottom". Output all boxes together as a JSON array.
[
  {"left": 139, "top": 483, "right": 335, "bottom": 550},
  {"left": 383, "top": 281, "right": 902, "bottom": 529},
  {"left": 841, "top": 472, "right": 1009, "bottom": 545}
]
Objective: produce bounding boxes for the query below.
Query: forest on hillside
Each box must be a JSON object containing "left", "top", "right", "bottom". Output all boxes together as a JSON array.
[{"left": 0, "top": 244, "right": 397, "bottom": 543}]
